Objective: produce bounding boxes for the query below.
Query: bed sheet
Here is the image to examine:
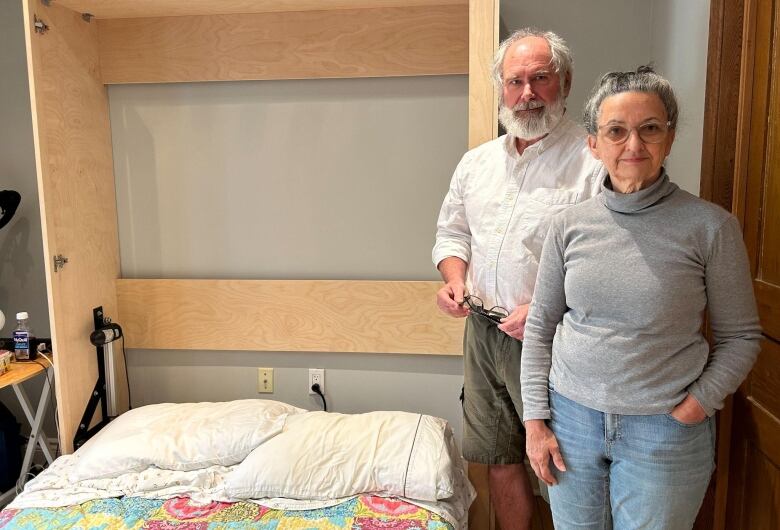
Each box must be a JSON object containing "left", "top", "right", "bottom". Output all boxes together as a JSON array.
[{"left": 0, "top": 494, "right": 453, "bottom": 529}]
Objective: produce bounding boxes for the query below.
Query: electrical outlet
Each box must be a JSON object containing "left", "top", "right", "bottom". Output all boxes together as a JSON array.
[
  {"left": 308, "top": 368, "right": 324, "bottom": 395},
  {"left": 258, "top": 367, "right": 274, "bottom": 393}
]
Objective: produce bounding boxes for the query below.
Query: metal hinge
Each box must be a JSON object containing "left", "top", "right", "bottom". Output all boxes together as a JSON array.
[
  {"left": 33, "top": 15, "right": 49, "bottom": 34},
  {"left": 53, "top": 254, "right": 69, "bottom": 272}
]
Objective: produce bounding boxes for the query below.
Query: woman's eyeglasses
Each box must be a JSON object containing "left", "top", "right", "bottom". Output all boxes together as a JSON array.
[
  {"left": 597, "top": 121, "right": 671, "bottom": 145},
  {"left": 461, "top": 295, "right": 509, "bottom": 323}
]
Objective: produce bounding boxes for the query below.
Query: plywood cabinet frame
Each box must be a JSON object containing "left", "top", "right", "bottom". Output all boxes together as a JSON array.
[
  {"left": 22, "top": 0, "right": 497, "bottom": 448},
  {"left": 21, "top": 2, "right": 498, "bottom": 529}
]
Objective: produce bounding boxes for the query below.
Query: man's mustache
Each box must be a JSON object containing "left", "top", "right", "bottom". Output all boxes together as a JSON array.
[{"left": 513, "top": 100, "right": 545, "bottom": 111}]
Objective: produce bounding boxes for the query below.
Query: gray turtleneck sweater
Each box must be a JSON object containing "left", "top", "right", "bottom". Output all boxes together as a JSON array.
[{"left": 521, "top": 171, "right": 762, "bottom": 421}]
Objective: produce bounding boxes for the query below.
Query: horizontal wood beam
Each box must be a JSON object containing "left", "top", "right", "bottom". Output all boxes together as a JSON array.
[
  {"left": 96, "top": 5, "right": 468, "bottom": 84},
  {"left": 56, "top": 0, "right": 468, "bottom": 19},
  {"left": 116, "top": 279, "right": 464, "bottom": 355}
]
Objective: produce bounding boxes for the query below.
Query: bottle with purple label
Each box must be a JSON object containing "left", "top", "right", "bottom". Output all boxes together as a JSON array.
[{"left": 12, "top": 312, "right": 33, "bottom": 361}]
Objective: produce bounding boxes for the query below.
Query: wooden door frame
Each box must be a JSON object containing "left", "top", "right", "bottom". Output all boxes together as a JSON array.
[{"left": 698, "top": 0, "right": 762, "bottom": 528}]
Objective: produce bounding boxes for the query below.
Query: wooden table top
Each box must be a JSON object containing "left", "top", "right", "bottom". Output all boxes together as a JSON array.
[{"left": 0, "top": 358, "right": 52, "bottom": 390}]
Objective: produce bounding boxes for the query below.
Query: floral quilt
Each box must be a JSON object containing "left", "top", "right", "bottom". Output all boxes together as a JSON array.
[{"left": 0, "top": 493, "right": 453, "bottom": 529}]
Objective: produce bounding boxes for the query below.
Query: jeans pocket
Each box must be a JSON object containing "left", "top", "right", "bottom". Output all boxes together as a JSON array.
[{"left": 664, "top": 413, "right": 708, "bottom": 428}]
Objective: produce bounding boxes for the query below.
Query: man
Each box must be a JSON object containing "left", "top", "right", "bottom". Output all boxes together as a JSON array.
[{"left": 432, "top": 28, "right": 603, "bottom": 529}]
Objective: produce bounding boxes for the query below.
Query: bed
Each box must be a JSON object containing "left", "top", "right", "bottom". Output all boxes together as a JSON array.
[{"left": 0, "top": 399, "right": 474, "bottom": 529}]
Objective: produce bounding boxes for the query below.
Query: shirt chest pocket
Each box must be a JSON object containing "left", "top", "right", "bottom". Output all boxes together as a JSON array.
[
  {"left": 517, "top": 188, "right": 580, "bottom": 257},
  {"left": 525, "top": 188, "right": 581, "bottom": 208}
]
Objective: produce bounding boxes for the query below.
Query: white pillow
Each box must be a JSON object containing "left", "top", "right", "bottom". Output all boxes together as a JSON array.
[
  {"left": 225, "top": 410, "right": 456, "bottom": 502},
  {"left": 71, "top": 399, "right": 305, "bottom": 481}
]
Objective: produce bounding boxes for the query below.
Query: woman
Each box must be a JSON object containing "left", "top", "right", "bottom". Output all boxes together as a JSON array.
[{"left": 520, "top": 66, "right": 762, "bottom": 530}]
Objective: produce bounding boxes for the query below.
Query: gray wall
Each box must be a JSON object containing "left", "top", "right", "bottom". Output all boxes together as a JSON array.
[
  {"left": 129, "top": 350, "right": 463, "bottom": 420},
  {"left": 500, "top": 0, "right": 710, "bottom": 194},
  {"left": 109, "top": 76, "right": 469, "bottom": 437},
  {"left": 649, "top": 0, "right": 711, "bottom": 194},
  {"left": 0, "top": 1, "right": 49, "bottom": 338},
  {"left": 0, "top": 0, "right": 56, "bottom": 445},
  {"left": 110, "top": 77, "right": 467, "bottom": 280}
]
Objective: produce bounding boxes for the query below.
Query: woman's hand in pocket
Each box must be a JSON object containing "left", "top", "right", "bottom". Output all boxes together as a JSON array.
[{"left": 670, "top": 394, "right": 707, "bottom": 425}]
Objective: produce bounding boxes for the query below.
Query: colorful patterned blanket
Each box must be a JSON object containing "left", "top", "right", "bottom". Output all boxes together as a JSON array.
[{"left": 0, "top": 494, "right": 453, "bottom": 529}]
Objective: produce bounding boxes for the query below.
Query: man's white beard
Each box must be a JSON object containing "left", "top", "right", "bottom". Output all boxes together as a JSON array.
[{"left": 498, "top": 94, "right": 566, "bottom": 140}]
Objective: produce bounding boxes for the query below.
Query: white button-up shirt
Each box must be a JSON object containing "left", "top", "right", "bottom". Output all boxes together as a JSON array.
[{"left": 433, "top": 117, "right": 604, "bottom": 310}]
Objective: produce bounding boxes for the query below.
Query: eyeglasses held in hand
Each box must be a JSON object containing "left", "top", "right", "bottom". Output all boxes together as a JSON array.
[
  {"left": 597, "top": 121, "right": 671, "bottom": 145},
  {"left": 461, "top": 295, "right": 509, "bottom": 323}
]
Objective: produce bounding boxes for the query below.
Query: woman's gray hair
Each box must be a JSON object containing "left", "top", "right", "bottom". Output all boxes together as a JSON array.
[
  {"left": 583, "top": 65, "right": 679, "bottom": 134},
  {"left": 491, "top": 28, "right": 573, "bottom": 89}
]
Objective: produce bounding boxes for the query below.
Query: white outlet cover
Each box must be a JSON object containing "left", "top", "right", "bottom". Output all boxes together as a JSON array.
[{"left": 308, "top": 368, "right": 324, "bottom": 395}]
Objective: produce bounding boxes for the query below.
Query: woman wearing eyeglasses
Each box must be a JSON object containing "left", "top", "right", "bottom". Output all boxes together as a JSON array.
[{"left": 520, "top": 66, "right": 762, "bottom": 530}]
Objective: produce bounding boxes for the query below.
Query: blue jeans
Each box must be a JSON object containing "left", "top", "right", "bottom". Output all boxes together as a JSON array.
[{"left": 547, "top": 387, "right": 715, "bottom": 530}]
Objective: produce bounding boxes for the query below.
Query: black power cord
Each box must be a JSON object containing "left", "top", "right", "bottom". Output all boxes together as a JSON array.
[
  {"left": 120, "top": 335, "right": 132, "bottom": 410},
  {"left": 311, "top": 383, "right": 327, "bottom": 412}
]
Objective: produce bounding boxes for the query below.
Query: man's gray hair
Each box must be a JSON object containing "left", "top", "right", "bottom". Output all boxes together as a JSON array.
[
  {"left": 583, "top": 65, "right": 679, "bottom": 134},
  {"left": 491, "top": 28, "right": 573, "bottom": 89}
]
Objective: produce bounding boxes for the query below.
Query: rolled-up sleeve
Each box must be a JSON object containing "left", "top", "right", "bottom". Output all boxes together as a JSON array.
[
  {"left": 521, "top": 215, "right": 568, "bottom": 421},
  {"left": 687, "top": 216, "right": 762, "bottom": 416},
  {"left": 432, "top": 160, "right": 472, "bottom": 268}
]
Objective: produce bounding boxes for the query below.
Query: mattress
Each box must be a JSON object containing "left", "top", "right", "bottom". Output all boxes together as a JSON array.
[{"left": 1, "top": 402, "right": 474, "bottom": 529}]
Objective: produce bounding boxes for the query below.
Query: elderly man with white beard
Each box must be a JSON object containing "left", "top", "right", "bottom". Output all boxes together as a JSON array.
[{"left": 432, "top": 28, "right": 604, "bottom": 530}]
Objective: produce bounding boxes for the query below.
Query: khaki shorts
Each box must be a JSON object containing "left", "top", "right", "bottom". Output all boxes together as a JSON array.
[{"left": 461, "top": 312, "right": 525, "bottom": 465}]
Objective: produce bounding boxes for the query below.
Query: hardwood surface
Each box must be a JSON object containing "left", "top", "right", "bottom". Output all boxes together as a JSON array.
[
  {"left": 532, "top": 495, "right": 554, "bottom": 530},
  {"left": 97, "top": 5, "right": 468, "bottom": 84},
  {"left": 22, "top": 0, "right": 124, "bottom": 454},
  {"left": 116, "top": 279, "right": 464, "bottom": 355},
  {"left": 0, "top": 359, "right": 51, "bottom": 390},
  {"left": 467, "top": 464, "right": 493, "bottom": 530},
  {"left": 699, "top": 0, "right": 745, "bottom": 210},
  {"left": 722, "top": 0, "right": 780, "bottom": 525},
  {"left": 468, "top": 0, "right": 498, "bottom": 149},
  {"left": 697, "top": 2, "right": 746, "bottom": 527},
  {"left": 56, "top": 0, "right": 467, "bottom": 19}
]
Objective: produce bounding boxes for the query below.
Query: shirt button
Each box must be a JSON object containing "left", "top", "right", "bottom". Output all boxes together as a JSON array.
[{"left": 496, "top": 227, "right": 504, "bottom": 234}]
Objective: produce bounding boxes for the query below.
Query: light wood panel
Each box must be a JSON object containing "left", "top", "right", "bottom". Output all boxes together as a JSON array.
[
  {"left": 116, "top": 279, "right": 464, "bottom": 355},
  {"left": 468, "top": 0, "right": 498, "bottom": 149},
  {"left": 96, "top": 5, "right": 468, "bottom": 84},
  {"left": 56, "top": 0, "right": 467, "bottom": 19},
  {"left": 22, "top": 0, "right": 123, "bottom": 453}
]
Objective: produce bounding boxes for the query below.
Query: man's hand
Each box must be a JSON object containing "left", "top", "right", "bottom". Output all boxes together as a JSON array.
[
  {"left": 525, "top": 419, "right": 566, "bottom": 486},
  {"left": 436, "top": 282, "right": 470, "bottom": 318},
  {"left": 670, "top": 394, "right": 707, "bottom": 425},
  {"left": 498, "top": 303, "right": 529, "bottom": 339}
]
